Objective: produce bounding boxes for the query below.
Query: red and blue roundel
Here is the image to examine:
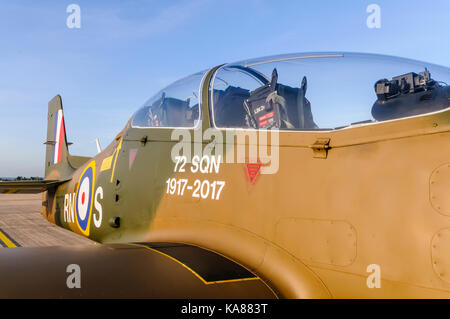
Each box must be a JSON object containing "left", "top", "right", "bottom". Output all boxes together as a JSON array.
[{"left": 75, "top": 161, "right": 96, "bottom": 236}]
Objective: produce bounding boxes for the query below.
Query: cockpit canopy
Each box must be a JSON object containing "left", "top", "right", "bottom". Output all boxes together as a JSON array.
[
  {"left": 132, "top": 71, "right": 205, "bottom": 128},
  {"left": 132, "top": 53, "right": 450, "bottom": 130}
]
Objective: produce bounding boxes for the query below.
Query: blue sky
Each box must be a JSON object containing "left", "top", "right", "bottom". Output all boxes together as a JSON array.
[{"left": 0, "top": 0, "right": 449, "bottom": 176}]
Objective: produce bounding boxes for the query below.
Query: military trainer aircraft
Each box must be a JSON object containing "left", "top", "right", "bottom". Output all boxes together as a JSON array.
[{"left": 0, "top": 52, "right": 449, "bottom": 298}]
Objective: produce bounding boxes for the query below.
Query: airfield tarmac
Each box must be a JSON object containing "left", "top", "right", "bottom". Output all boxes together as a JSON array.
[{"left": 0, "top": 193, "right": 95, "bottom": 248}]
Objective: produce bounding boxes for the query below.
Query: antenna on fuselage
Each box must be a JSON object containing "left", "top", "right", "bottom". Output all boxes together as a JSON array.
[{"left": 95, "top": 138, "right": 102, "bottom": 154}]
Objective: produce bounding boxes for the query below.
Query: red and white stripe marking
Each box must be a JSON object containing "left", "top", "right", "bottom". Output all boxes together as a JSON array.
[{"left": 53, "top": 110, "right": 65, "bottom": 164}]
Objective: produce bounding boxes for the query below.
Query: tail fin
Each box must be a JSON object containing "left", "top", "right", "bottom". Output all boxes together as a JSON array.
[
  {"left": 45, "top": 95, "right": 92, "bottom": 180},
  {"left": 44, "top": 95, "right": 72, "bottom": 179}
]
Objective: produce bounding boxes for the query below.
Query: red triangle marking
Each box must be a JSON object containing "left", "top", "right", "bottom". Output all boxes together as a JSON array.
[
  {"left": 246, "top": 163, "right": 262, "bottom": 183},
  {"left": 129, "top": 149, "right": 138, "bottom": 170}
]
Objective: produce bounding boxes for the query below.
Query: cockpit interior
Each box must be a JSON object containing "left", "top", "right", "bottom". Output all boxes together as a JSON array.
[{"left": 132, "top": 53, "right": 450, "bottom": 130}]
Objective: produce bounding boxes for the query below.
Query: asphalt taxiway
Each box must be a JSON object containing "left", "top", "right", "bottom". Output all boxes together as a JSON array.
[{"left": 0, "top": 193, "right": 95, "bottom": 248}]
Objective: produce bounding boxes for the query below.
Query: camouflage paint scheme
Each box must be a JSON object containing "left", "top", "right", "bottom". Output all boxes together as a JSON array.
[{"left": 2, "top": 60, "right": 450, "bottom": 298}]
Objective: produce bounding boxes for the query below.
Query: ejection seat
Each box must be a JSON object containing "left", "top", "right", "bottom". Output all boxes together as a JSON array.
[
  {"left": 150, "top": 92, "right": 194, "bottom": 127},
  {"left": 243, "top": 68, "right": 318, "bottom": 129},
  {"left": 213, "top": 86, "right": 251, "bottom": 128}
]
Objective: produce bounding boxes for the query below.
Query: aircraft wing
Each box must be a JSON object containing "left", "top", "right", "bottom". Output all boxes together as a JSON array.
[
  {"left": 0, "top": 242, "right": 277, "bottom": 298},
  {"left": 0, "top": 180, "right": 64, "bottom": 194}
]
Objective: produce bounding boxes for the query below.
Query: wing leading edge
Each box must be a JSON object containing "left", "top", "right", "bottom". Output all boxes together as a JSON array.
[
  {"left": 0, "top": 180, "right": 65, "bottom": 194},
  {"left": 0, "top": 243, "right": 277, "bottom": 298}
]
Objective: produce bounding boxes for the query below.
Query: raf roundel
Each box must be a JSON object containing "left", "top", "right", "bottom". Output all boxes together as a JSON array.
[{"left": 75, "top": 161, "right": 96, "bottom": 236}]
